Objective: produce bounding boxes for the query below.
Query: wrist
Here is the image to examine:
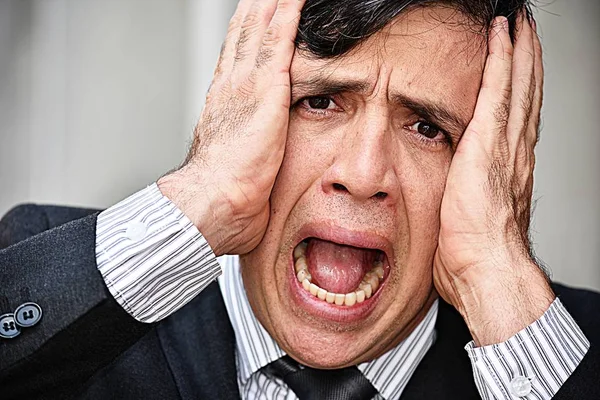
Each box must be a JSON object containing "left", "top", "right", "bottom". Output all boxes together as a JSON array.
[
  {"left": 157, "top": 166, "right": 232, "bottom": 256},
  {"left": 452, "top": 253, "right": 554, "bottom": 346}
]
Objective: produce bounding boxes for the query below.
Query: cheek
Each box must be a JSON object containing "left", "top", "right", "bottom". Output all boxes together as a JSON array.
[
  {"left": 270, "top": 118, "right": 339, "bottom": 215},
  {"left": 396, "top": 143, "right": 451, "bottom": 255}
]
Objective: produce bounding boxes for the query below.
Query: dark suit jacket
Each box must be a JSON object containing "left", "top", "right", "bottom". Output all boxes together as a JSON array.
[{"left": 0, "top": 205, "right": 599, "bottom": 399}]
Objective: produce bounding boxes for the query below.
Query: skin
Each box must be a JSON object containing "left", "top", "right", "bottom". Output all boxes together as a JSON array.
[{"left": 158, "top": 0, "right": 554, "bottom": 368}]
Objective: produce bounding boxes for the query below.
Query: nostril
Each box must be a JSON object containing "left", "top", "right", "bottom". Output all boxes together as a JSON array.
[
  {"left": 374, "top": 191, "right": 387, "bottom": 199},
  {"left": 332, "top": 183, "right": 348, "bottom": 192}
]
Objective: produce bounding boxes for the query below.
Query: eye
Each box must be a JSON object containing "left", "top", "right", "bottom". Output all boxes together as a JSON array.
[
  {"left": 304, "top": 96, "right": 335, "bottom": 110},
  {"left": 408, "top": 121, "right": 443, "bottom": 139},
  {"left": 301, "top": 96, "right": 337, "bottom": 111}
]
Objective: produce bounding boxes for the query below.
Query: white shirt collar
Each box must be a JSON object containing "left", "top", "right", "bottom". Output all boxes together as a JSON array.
[{"left": 218, "top": 254, "right": 438, "bottom": 400}]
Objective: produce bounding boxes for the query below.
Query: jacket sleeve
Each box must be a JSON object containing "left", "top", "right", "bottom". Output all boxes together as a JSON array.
[{"left": 0, "top": 205, "right": 152, "bottom": 399}]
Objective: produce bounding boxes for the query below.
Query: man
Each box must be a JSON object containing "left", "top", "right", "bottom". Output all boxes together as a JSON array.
[{"left": 1, "top": 0, "right": 598, "bottom": 399}]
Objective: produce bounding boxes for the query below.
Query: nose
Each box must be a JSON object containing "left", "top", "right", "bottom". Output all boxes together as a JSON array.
[{"left": 321, "top": 114, "right": 399, "bottom": 203}]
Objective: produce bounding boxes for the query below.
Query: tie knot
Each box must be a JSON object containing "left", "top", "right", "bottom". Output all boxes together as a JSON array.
[{"left": 263, "top": 356, "right": 377, "bottom": 400}]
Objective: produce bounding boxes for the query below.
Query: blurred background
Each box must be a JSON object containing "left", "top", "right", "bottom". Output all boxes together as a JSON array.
[{"left": 0, "top": 0, "right": 598, "bottom": 290}]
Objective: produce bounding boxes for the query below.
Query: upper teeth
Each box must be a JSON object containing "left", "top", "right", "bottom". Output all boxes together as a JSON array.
[{"left": 293, "top": 241, "right": 385, "bottom": 307}]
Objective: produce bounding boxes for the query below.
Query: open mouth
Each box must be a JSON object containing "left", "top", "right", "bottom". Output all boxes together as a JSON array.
[{"left": 292, "top": 238, "right": 389, "bottom": 307}]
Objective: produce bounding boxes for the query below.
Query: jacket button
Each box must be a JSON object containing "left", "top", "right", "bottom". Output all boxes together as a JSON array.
[
  {"left": 0, "top": 313, "right": 21, "bottom": 339},
  {"left": 15, "top": 302, "right": 43, "bottom": 328}
]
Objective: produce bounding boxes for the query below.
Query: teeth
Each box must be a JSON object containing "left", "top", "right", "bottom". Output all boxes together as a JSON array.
[
  {"left": 356, "top": 290, "right": 366, "bottom": 303},
  {"left": 326, "top": 292, "right": 335, "bottom": 304},
  {"left": 359, "top": 282, "right": 373, "bottom": 299},
  {"left": 293, "top": 250, "right": 387, "bottom": 307},
  {"left": 297, "top": 269, "right": 309, "bottom": 282},
  {"left": 302, "top": 279, "right": 311, "bottom": 291},
  {"left": 317, "top": 288, "right": 327, "bottom": 300},
  {"left": 344, "top": 292, "right": 356, "bottom": 306},
  {"left": 373, "top": 262, "right": 384, "bottom": 279},
  {"left": 366, "top": 273, "right": 379, "bottom": 293},
  {"left": 295, "top": 256, "right": 308, "bottom": 273},
  {"left": 294, "top": 241, "right": 308, "bottom": 260}
]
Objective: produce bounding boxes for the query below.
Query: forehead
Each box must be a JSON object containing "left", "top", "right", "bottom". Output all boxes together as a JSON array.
[{"left": 291, "top": 6, "right": 488, "bottom": 118}]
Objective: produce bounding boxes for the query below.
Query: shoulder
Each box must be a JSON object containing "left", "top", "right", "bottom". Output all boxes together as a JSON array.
[
  {"left": 552, "top": 282, "right": 600, "bottom": 339},
  {"left": 0, "top": 204, "right": 100, "bottom": 249},
  {"left": 0, "top": 204, "right": 48, "bottom": 249}
]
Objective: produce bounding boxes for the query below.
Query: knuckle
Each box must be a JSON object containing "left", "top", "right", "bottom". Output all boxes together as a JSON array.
[
  {"left": 227, "top": 15, "right": 242, "bottom": 36},
  {"left": 277, "top": 0, "right": 293, "bottom": 11},
  {"left": 242, "top": 6, "right": 265, "bottom": 30},
  {"left": 275, "top": 0, "right": 298, "bottom": 17},
  {"left": 263, "top": 24, "right": 283, "bottom": 46}
]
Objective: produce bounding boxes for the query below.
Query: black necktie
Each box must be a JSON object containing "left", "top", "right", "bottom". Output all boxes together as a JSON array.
[{"left": 263, "top": 355, "right": 378, "bottom": 400}]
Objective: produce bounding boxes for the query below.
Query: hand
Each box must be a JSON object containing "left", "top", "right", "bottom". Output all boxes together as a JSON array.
[
  {"left": 433, "top": 14, "right": 555, "bottom": 346},
  {"left": 158, "top": 0, "right": 305, "bottom": 256}
]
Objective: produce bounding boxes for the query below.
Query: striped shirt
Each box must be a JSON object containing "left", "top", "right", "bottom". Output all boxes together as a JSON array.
[{"left": 96, "top": 183, "right": 590, "bottom": 399}]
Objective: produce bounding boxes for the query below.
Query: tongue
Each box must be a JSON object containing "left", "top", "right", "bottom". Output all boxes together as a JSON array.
[{"left": 306, "top": 239, "right": 377, "bottom": 294}]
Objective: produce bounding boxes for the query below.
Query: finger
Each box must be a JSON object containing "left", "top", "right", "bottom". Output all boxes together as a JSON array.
[
  {"left": 506, "top": 11, "right": 535, "bottom": 157},
  {"left": 528, "top": 17, "right": 544, "bottom": 145},
  {"left": 233, "top": 0, "right": 279, "bottom": 77},
  {"left": 466, "top": 17, "right": 513, "bottom": 152},
  {"left": 255, "top": 0, "right": 307, "bottom": 71},
  {"left": 215, "top": 0, "right": 255, "bottom": 78}
]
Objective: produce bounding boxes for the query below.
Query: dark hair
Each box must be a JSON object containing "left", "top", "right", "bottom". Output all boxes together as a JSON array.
[{"left": 296, "top": 0, "right": 532, "bottom": 58}]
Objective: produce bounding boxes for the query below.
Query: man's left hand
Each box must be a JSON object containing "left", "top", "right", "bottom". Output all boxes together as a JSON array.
[{"left": 433, "top": 14, "right": 555, "bottom": 346}]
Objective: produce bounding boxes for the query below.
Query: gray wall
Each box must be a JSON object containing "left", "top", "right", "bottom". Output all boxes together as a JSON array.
[
  {"left": 532, "top": 1, "right": 600, "bottom": 290},
  {"left": 0, "top": 0, "right": 190, "bottom": 212},
  {"left": 0, "top": 0, "right": 598, "bottom": 290}
]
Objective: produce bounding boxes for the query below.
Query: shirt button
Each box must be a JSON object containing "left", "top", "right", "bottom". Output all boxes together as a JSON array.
[
  {"left": 510, "top": 375, "right": 532, "bottom": 397},
  {"left": 14, "top": 302, "right": 43, "bottom": 328},
  {"left": 126, "top": 221, "right": 148, "bottom": 242},
  {"left": 0, "top": 313, "right": 21, "bottom": 339}
]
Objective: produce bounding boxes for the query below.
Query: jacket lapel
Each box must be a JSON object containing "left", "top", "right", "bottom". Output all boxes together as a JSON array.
[
  {"left": 401, "top": 300, "right": 480, "bottom": 399},
  {"left": 157, "top": 282, "right": 240, "bottom": 400}
]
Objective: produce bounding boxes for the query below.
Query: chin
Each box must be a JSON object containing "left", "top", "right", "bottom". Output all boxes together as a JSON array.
[
  {"left": 242, "top": 218, "right": 436, "bottom": 368},
  {"left": 273, "top": 314, "right": 382, "bottom": 369}
]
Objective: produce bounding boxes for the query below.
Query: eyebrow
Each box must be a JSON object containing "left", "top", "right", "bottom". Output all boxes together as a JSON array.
[
  {"left": 291, "top": 76, "right": 371, "bottom": 100},
  {"left": 291, "top": 75, "right": 468, "bottom": 139},
  {"left": 390, "top": 93, "right": 468, "bottom": 140}
]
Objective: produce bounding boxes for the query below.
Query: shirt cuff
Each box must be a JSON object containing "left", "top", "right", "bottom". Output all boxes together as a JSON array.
[
  {"left": 465, "top": 298, "right": 590, "bottom": 399},
  {"left": 95, "top": 183, "right": 221, "bottom": 323}
]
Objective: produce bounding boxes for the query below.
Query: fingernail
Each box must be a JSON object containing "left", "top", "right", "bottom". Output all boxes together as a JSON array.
[{"left": 501, "top": 17, "right": 509, "bottom": 31}]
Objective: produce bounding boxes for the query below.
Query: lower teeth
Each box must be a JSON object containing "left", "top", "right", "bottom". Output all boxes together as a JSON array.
[{"left": 293, "top": 243, "right": 385, "bottom": 307}]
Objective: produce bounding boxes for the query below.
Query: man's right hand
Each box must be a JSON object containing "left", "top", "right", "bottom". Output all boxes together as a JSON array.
[{"left": 158, "top": 0, "right": 305, "bottom": 256}]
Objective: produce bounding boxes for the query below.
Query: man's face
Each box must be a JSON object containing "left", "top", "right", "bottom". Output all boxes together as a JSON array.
[{"left": 241, "top": 6, "right": 486, "bottom": 368}]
